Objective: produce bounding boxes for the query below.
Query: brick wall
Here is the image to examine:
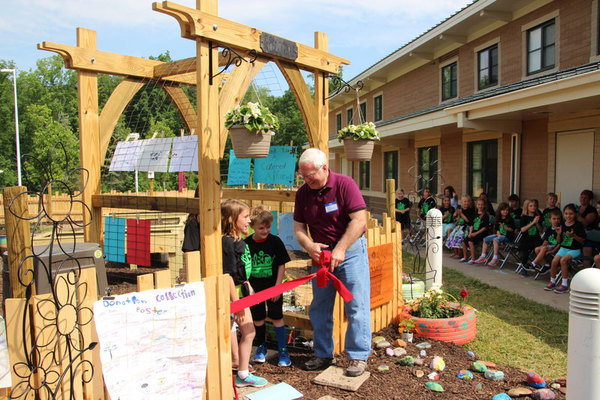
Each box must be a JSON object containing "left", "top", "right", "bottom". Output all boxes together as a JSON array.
[
  {"left": 440, "top": 131, "right": 463, "bottom": 196},
  {"left": 520, "top": 118, "right": 549, "bottom": 203}
]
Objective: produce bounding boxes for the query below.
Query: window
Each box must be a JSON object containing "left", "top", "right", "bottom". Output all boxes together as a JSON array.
[
  {"left": 478, "top": 44, "right": 498, "bottom": 89},
  {"left": 359, "top": 102, "right": 367, "bottom": 124},
  {"left": 336, "top": 113, "right": 342, "bottom": 131},
  {"left": 527, "top": 19, "right": 555, "bottom": 75},
  {"left": 347, "top": 108, "right": 353, "bottom": 125},
  {"left": 468, "top": 140, "right": 498, "bottom": 202},
  {"left": 384, "top": 151, "right": 398, "bottom": 188},
  {"left": 441, "top": 62, "right": 457, "bottom": 100},
  {"left": 374, "top": 95, "right": 383, "bottom": 121},
  {"left": 417, "top": 147, "right": 438, "bottom": 192},
  {"left": 359, "top": 161, "right": 370, "bottom": 190}
]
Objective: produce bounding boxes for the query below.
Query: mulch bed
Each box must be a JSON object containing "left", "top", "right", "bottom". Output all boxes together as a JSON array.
[{"left": 249, "top": 325, "right": 566, "bottom": 400}]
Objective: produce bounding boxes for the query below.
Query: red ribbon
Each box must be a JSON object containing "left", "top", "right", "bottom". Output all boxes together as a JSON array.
[{"left": 229, "top": 250, "right": 353, "bottom": 314}]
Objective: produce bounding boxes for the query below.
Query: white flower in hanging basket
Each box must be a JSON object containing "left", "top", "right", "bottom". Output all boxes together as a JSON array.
[
  {"left": 224, "top": 102, "right": 280, "bottom": 134},
  {"left": 338, "top": 122, "right": 380, "bottom": 162},
  {"left": 337, "top": 121, "right": 381, "bottom": 142}
]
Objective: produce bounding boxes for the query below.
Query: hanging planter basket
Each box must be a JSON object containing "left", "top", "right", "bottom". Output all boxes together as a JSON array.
[
  {"left": 412, "top": 303, "right": 477, "bottom": 345},
  {"left": 229, "top": 125, "right": 272, "bottom": 159},
  {"left": 343, "top": 138, "right": 375, "bottom": 161}
]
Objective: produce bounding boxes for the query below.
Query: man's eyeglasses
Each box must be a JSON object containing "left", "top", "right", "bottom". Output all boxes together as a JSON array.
[{"left": 301, "top": 167, "right": 322, "bottom": 179}]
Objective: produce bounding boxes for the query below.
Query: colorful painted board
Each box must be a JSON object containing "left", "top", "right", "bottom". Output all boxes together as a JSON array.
[
  {"left": 226, "top": 149, "right": 252, "bottom": 186},
  {"left": 253, "top": 146, "right": 297, "bottom": 186},
  {"left": 126, "top": 219, "right": 151, "bottom": 267},
  {"left": 367, "top": 243, "right": 394, "bottom": 308},
  {"left": 169, "top": 135, "right": 198, "bottom": 172},
  {"left": 136, "top": 137, "right": 173, "bottom": 172},
  {"left": 104, "top": 216, "right": 126, "bottom": 263},
  {"left": 109, "top": 140, "right": 142, "bottom": 172},
  {"left": 278, "top": 213, "right": 301, "bottom": 251}
]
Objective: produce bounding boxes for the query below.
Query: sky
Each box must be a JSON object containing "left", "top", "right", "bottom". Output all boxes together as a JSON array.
[{"left": 1, "top": 0, "right": 473, "bottom": 90}]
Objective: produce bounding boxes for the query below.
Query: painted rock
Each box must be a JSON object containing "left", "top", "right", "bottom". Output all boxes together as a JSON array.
[
  {"left": 397, "top": 355, "right": 415, "bottom": 366},
  {"left": 385, "top": 348, "right": 394, "bottom": 357},
  {"left": 393, "top": 347, "right": 407, "bottom": 357},
  {"left": 473, "top": 382, "right": 483, "bottom": 390},
  {"left": 394, "top": 339, "right": 407, "bottom": 348},
  {"left": 377, "top": 364, "right": 390, "bottom": 372},
  {"left": 419, "top": 349, "right": 427, "bottom": 357},
  {"left": 527, "top": 373, "right": 547, "bottom": 389},
  {"left": 428, "top": 371, "right": 439, "bottom": 380},
  {"left": 413, "top": 369, "right": 424, "bottom": 378},
  {"left": 425, "top": 382, "right": 444, "bottom": 392},
  {"left": 531, "top": 388, "right": 556, "bottom": 400},
  {"left": 550, "top": 383, "right": 560, "bottom": 390},
  {"left": 484, "top": 369, "right": 504, "bottom": 381},
  {"left": 477, "top": 360, "right": 497, "bottom": 368},
  {"left": 492, "top": 394, "right": 511, "bottom": 400},
  {"left": 466, "top": 351, "right": 476, "bottom": 359},
  {"left": 376, "top": 340, "right": 391, "bottom": 349},
  {"left": 430, "top": 356, "right": 445, "bottom": 371},
  {"left": 456, "top": 370, "right": 473, "bottom": 380},
  {"left": 416, "top": 341, "right": 431, "bottom": 350},
  {"left": 472, "top": 361, "right": 488, "bottom": 373},
  {"left": 553, "top": 378, "right": 566, "bottom": 387},
  {"left": 414, "top": 357, "right": 424, "bottom": 366},
  {"left": 372, "top": 336, "right": 386, "bottom": 343},
  {"left": 507, "top": 387, "right": 533, "bottom": 397}
]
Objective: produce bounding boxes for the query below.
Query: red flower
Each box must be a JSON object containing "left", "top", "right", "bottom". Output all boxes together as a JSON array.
[{"left": 460, "top": 289, "right": 468, "bottom": 299}]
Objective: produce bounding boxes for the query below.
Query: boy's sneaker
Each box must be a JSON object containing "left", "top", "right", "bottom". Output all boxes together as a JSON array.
[
  {"left": 544, "top": 281, "right": 556, "bottom": 291},
  {"left": 474, "top": 256, "right": 487, "bottom": 264},
  {"left": 278, "top": 349, "right": 291, "bottom": 367},
  {"left": 488, "top": 258, "right": 499, "bottom": 267},
  {"left": 253, "top": 344, "right": 267, "bottom": 363},
  {"left": 467, "top": 259, "right": 475, "bottom": 265},
  {"left": 554, "top": 285, "right": 569, "bottom": 294},
  {"left": 235, "top": 373, "right": 267, "bottom": 388},
  {"left": 458, "top": 258, "right": 467, "bottom": 263},
  {"left": 537, "top": 265, "right": 550, "bottom": 275}
]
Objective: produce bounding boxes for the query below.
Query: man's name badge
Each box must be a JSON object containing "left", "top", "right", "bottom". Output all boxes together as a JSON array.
[{"left": 325, "top": 202, "right": 338, "bottom": 213}]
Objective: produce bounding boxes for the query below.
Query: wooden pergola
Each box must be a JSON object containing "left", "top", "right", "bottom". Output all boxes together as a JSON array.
[{"left": 39, "top": 0, "right": 349, "bottom": 278}]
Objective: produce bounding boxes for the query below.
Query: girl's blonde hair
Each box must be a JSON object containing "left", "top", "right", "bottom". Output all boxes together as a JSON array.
[
  {"left": 522, "top": 199, "right": 539, "bottom": 216},
  {"left": 221, "top": 198, "right": 250, "bottom": 240},
  {"left": 461, "top": 195, "right": 473, "bottom": 207},
  {"left": 249, "top": 205, "right": 274, "bottom": 227}
]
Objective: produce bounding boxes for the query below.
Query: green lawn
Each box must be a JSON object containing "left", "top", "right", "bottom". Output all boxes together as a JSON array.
[{"left": 403, "top": 252, "right": 568, "bottom": 379}]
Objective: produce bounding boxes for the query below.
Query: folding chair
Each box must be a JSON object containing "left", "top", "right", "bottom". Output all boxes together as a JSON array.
[{"left": 497, "top": 231, "right": 523, "bottom": 270}]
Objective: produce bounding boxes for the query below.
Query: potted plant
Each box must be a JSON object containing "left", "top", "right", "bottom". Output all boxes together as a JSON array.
[
  {"left": 337, "top": 122, "right": 380, "bottom": 161},
  {"left": 224, "top": 102, "right": 280, "bottom": 158},
  {"left": 403, "top": 287, "right": 476, "bottom": 345},
  {"left": 397, "top": 315, "right": 416, "bottom": 343}
]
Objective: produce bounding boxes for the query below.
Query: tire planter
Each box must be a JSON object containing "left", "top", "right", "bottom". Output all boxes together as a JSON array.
[
  {"left": 413, "top": 303, "right": 476, "bottom": 345},
  {"left": 229, "top": 124, "right": 272, "bottom": 158},
  {"left": 343, "top": 138, "right": 375, "bottom": 161},
  {"left": 402, "top": 279, "right": 425, "bottom": 301}
]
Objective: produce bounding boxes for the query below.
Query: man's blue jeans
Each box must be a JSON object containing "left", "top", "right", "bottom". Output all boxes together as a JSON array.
[{"left": 309, "top": 235, "right": 371, "bottom": 360}]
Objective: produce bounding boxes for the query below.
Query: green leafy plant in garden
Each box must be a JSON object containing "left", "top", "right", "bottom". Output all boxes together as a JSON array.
[
  {"left": 405, "top": 288, "right": 463, "bottom": 319},
  {"left": 224, "top": 102, "right": 280, "bottom": 134},
  {"left": 337, "top": 122, "right": 380, "bottom": 142}
]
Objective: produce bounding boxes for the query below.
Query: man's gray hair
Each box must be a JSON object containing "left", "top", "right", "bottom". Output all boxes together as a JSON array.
[{"left": 299, "top": 148, "right": 328, "bottom": 170}]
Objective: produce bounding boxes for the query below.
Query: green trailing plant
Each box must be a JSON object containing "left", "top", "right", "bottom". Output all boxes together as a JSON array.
[
  {"left": 337, "top": 122, "right": 380, "bottom": 142},
  {"left": 405, "top": 288, "right": 464, "bottom": 319},
  {"left": 398, "top": 315, "right": 416, "bottom": 333},
  {"left": 224, "top": 102, "right": 280, "bottom": 134}
]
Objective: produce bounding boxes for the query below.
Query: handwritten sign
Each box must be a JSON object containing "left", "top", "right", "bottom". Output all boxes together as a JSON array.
[
  {"left": 253, "top": 146, "right": 297, "bottom": 186},
  {"left": 169, "top": 136, "right": 198, "bottom": 172},
  {"left": 93, "top": 283, "right": 208, "bottom": 400},
  {"left": 109, "top": 140, "right": 142, "bottom": 172},
  {"left": 368, "top": 243, "right": 394, "bottom": 308},
  {"left": 227, "top": 150, "right": 252, "bottom": 186},
  {"left": 279, "top": 213, "right": 301, "bottom": 251},
  {"left": 136, "top": 137, "right": 173, "bottom": 172}
]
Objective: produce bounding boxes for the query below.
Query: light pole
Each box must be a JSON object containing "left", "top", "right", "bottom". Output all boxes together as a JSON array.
[{"left": 1, "top": 68, "right": 22, "bottom": 186}]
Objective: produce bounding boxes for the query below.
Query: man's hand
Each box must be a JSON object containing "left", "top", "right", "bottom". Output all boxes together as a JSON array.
[
  {"left": 329, "top": 246, "right": 346, "bottom": 271},
  {"left": 309, "top": 242, "right": 330, "bottom": 264}
]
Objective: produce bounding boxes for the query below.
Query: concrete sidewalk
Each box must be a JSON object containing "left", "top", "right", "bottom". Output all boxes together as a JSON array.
[{"left": 440, "top": 253, "right": 570, "bottom": 312}]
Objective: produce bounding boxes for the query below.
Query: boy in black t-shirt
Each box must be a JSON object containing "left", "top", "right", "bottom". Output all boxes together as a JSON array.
[
  {"left": 395, "top": 188, "right": 412, "bottom": 240},
  {"left": 245, "top": 206, "right": 291, "bottom": 367},
  {"left": 542, "top": 193, "right": 560, "bottom": 228},
  {"left": 508, "top": 194, "right": 522, "bottom": 221},
  {"left": 417, "top": 187, "right": 437, "bottom": 221},
  {"left": 532, "top": 208, "right": 562, "bottom": 274}
]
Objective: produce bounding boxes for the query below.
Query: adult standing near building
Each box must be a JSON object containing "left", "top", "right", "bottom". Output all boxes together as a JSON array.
[{"left": 293, "top": 148, "right": 371, "bottom": 377}]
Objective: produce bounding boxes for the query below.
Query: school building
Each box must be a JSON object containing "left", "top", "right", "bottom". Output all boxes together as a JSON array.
[{"left": 328, "top": 0, "right": 600, "bottom": 213}]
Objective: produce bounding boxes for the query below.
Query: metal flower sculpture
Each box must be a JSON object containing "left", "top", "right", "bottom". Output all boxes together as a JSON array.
[{"left": 7, "top": 142, "right": 97, "bottom": 400}]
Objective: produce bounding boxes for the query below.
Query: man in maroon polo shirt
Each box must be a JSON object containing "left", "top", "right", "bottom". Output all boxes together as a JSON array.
[{"left": 294, "top": 148, "right": 371, "bottom": 377}]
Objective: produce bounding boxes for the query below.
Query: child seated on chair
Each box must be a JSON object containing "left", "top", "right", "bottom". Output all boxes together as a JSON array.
[
  {"left": 446, "top": 195, "right": 475, "bottom": 258},
  {"left": 245, "top": 205, "right": 292, "bottom": 367},
  {"left": 475, "top": 202, "right": 515, "bottom": 266},
  {"left": 508, "top": 194, "right": 522, "bottom": 221},
  {"left": 531, "top": 208, "right": 562, "bottom": 274},
  {"left": 545, "top": 204, "right": 587, "bottom": 294},
  {"left": 542, "top": 192, "right": 560, "bottom": 228},
  {"left": 463, "top": 198, "right": 490, "bottom": 264},
  {"left": 438, "top": 195, "right": 455, "bottom": 239},
  {"left": 518, "top": 199, "right": 543, "bottom": 276}
]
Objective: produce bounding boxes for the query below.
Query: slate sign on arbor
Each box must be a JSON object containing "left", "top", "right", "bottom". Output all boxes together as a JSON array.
[
  {"left": 260, "top": 32, "right": 298, "bottom": 60},
  {"left": 368, "top": 243, "right": 394, "bottom": 308}
]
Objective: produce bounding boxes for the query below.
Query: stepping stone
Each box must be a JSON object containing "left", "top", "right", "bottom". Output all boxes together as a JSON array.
[
  {"left": 313, "top": 366, "right": 371, "bottom": 392},
  {"left": 508, "top": 387, "right": 533, "bottom": 397}
]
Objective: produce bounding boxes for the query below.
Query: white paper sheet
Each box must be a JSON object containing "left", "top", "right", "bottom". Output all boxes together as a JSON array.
[
  {"left": 169, "top": 136, "right": 198, "bottom": 172},
  {"left": 93, "top": 283, "right": 207, "bottom": 399},
  {"left": 109, "top": 140, "right": 143, "bottom": 172},
  {"left": 136, "top": 137, "right": 173, "bottom": 172}
]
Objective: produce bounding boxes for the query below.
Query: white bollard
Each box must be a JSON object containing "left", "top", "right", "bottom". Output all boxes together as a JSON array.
[
  {"left": 425, "top": 208, "right": 443, "bottom": 290},
  {"left": 567, "top": 268, "right": 600, "bottom": 400}
]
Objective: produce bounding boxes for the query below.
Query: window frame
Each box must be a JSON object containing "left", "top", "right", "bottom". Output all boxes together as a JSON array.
[
  {"left": 477, "top": 44, "right": 499, "bottom": 90},
  {"left": 592, "top": 0, "right": 600, "bottom": 61},
  {"left": 467, "top": 139, "right": 498, "bottom": 203},
  {"left": 336, "top": 113, "right": 342, "bottom": 131},
  {"left": 441, "top": 61, "right": 458, "bottom": 101},
  {"left": 417, "top": 146, "right": 438, "bottom": 193},
  {"left": 373, "top": 94, "right": 383, "bottom": 122},
  {"left": 359, "top": 161, "right": 370, "bottom": 190},
  {"left": 347, "top": 107, "right": 353, "bottom": 125},
  {"left": 383, "top": 151, "right": 398, "bottom": 189},
  {"left": 359, "top": 101, "right": 367, "bottom": 124},
  {"left": 526, "top": 19, "right": 556, "bottom": 75}
]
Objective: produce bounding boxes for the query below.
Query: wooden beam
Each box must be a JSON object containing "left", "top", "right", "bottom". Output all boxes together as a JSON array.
[
  {"left": 161, "top": 85, "right": 198, "bottom": 132},
  {"left": 457, "top": 112, "right": 522, "bottom": 133},
  {"left": 218, "top": 57, "right": 268, "bottom": 155},
  {"left": 314, "top": 32, "right": 329, "bottom": 157},
  {"left": 153, "top": 52, "right": 240, "bottom": 79},
  {"left": 276, "top": 60, "right": 318, "bottom": 147},
  {"left": 99, "top": 77, "right": 145, "bottom": 163},
  {"left": 479, "top": 9, "right": 512, "bottom": 22},
  {"left": 77, "top": 28, "right": 103, "bottom": 244},
  {"left": 153, "top": 1, "right": 349, "bottom": 74}
]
